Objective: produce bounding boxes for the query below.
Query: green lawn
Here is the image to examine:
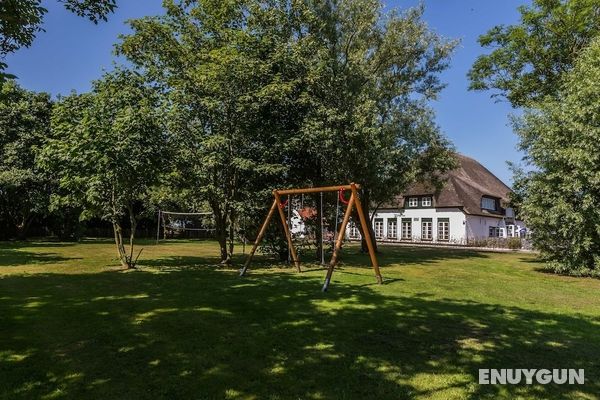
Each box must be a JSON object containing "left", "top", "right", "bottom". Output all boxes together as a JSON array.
[{"left": 1, "top": 240, "right": 599, "bottom": 400}]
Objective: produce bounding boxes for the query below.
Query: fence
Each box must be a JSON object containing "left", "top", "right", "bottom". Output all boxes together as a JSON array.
[{"left": 349, "top": 234, "right": 533, "bottom": 251}]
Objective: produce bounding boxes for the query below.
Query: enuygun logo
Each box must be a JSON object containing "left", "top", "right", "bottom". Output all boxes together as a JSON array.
[{"left": 479, "top": 369, "right": 585, "bottom": 385}]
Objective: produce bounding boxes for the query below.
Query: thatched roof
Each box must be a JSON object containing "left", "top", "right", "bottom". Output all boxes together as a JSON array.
[{"left": 383, "top": 154, "right": 512, "bottom": 217}]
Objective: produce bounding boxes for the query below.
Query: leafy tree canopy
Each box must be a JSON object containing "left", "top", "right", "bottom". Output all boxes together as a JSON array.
[
  {"left": 118, "top": 0, "right": 457, "bottom": 259},
  {"left": 0, "top": 80, "right": 52, "bottom": 239},
  {"left": 39, "top": 68, "right": 166, "bottom": 267},
  {"left": 118, "top": 0, "right": 312, "bottom": 262},
  {"left": 468, "top": 0, "right": 600, "bottom": 107},
  {"left": 296, "top": 1, "right": 457, "bottom": 207},
  {"left": 276, "top": 1, "right": 458, "bottom": 251},
  {"left": 512, "top": 37, "right": 600, "bottom": 276}
]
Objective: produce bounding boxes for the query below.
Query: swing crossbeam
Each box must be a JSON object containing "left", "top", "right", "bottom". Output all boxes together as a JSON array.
[
  {"left": 276, "top": 184, "right": 355, "bottom": 195},
  {"left": 240, "top": 183, "right": 382, "bottom": 291}
]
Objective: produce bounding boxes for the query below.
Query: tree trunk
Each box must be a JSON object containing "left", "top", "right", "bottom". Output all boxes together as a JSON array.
[
  {"left": 112, "top": 220, "right": 128, "bottom": 268},
  {"left": 228, "top": 221, "right": 235, "bottom": 261},
  {"left": 127, "top": 205, "right": 139, "bottom": 268},
  {"left": 215, "top": 214, "right": 231, "bottom": 265},
  {"left": 209, "top": 202, "right": 231, "bottom": 265},
  {"left": 217, "top": 230, "right": 229, "bottom": 264},
  {"left": 15, "top": 214, "right": 33, "bottom": 241}
]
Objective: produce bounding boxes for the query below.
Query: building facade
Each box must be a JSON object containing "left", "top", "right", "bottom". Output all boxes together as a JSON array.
[{"left": 348, "top": 154, "right": 526, "bottom": 244}]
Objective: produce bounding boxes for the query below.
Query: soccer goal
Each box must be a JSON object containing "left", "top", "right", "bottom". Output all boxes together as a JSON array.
[
  {"left": 240, "top": 183, "right": 382, "bottom": 291},
  {"left": 155, "top": 211, "right": 215, "bottom": 242}
]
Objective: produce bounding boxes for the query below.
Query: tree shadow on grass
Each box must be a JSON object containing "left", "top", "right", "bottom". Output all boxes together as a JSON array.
[
  {"left": 0, "top": 266, "right": 598, "bottom": 400},
  {"left": 237, "top": 245, "right": 492, "bottom": 273},
  {"left": 0, "top": 241, "right": 77, "bottom": 250},
  {"left": 0, "top": 248, "right": 78, "bottom": 267},
  {"left": 336, "top": 245, "right": 490, "bottom": 269},
  {"left": 140, "top": 253, "right": 282, "bottom": 270},
  {"left": 516, "top": 256, "right": 600, "bottom": 280},
  {"left": 381, "top": 245, "right": 490, "bottom": 261}
]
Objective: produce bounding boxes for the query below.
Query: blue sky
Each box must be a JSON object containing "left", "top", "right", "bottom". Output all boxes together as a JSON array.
[{"left": 7, "top": 0, "right": 528, "bottom": 184}]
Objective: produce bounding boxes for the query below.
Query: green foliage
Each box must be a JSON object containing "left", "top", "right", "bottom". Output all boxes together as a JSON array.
[
  {"left": 60, "top": 0, "right": 117, "bottom": 22},
  {"left": 0, "top": 0, "right": 117, "bottom": 82},
  {"left": 39, "top": 69, "right": 166, "bottom": 267},
  {"left": 0, "top": 81, "right": 52, "bottom": 239},
  {"left": 287, "top": 1, "right": 458, "bottom": 250},
  {"left": 118, "top": 0, "right": 307, "bottom": 262},
  {"left": 118, "top": 0, "right": 457, "bottom": 260},
  {"left": 512, "top": 38, "right": 600, "bottom": 276},
  {"left": 469, "top": 0, "right": 600, "bottom": 107},
  {"left": 507, "top": 237, "right": 522, "bottom": 251}
]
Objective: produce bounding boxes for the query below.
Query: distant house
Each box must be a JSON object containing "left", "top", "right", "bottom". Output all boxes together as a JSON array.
[{"left": 348, "top": 154, "right": 526, "bottom": 244}]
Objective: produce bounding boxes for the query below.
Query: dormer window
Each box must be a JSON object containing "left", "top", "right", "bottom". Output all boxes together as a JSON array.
[
  {"left": 421, "top": 197, "right": 432, "bottom": 207},
  {"left": 408, "top": 197, "right": 418, "bottom": 207},
  {"left": 481, "top": 196, "right": 497, "bottom": 211}
]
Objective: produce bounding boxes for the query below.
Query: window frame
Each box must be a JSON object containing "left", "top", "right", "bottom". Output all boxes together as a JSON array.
[
  {"left": 407, "top": 197, "right": 419, "bottom": 207},
  {"left": 387, "top": 219, "right": 397, "bottom": 239},
  {"left": 481, "top": 196, "right": 498, "bottom": 211},
  {"left": 421, "top": 196, "right": 432, "bottom": 207},
  {"left": 437, "top": 218, "right": 450, "bottom": 241},
  {"left": 401, "top": 218, "right": 412, "bottom": 240},
  {"left": 421, "top": 218, "right": 433, "bottom": 241},
  {"left": 349, "top": 223, "right": 361, "bottom": 239},
  {"left": 374, "top": 218, "right": 384, "bottom": 239}
]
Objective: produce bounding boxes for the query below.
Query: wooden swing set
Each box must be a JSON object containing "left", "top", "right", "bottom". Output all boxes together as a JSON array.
[{"left": 240, "top": 183, "right": 382, "bottom": 291}]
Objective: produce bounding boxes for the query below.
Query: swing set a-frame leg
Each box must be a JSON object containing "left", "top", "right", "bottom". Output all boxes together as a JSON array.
[
  {"left": 240, "top": 198, "right": 278, "bottom": 276},
  {"left": 351, "top": 183, "right": 383, "bottom": 284},
  {"left": 322, "top": 193, "right": 355, "bottom": 291},
  {"left": 275, "top": 192, "right": 301, "bottom": 272}
]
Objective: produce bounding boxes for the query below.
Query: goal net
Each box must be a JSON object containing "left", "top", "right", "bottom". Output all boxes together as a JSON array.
[{"left": 156, "top": 211, "right": 215, "bottom": 241}]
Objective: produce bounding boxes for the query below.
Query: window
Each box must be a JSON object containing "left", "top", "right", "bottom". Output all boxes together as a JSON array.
[
  {"left": 507, "top": 224, "right": 515, "bottom": 238},
  {"left": 374, "top": 218, "right": 384, "bottom": 239},
  {"left": 401, "top": 218, "right": 412, "bottom": 240},
  {"left": 481, "top": 197, "right": 497, "bottom": 211},
  {"left": 349, "top": 223, "right": 361, "bottom": 239},
  {"left": 422, "top": 197, "right": 432, "bottom": 207},
  {"left": 421, "top": 218, "right": 432, "bottom": 240},
  {"left": 438, "top": 218, "right": 449, "bottom": 241},
  {"left": 489, "top": 226, "right": 500, "bottom": 237},
  {"left": 387, "top": 219, "right": 397, "bottom": 239},
  {"left": 407, "top": 197, "right": 418, "bottom": 207}
]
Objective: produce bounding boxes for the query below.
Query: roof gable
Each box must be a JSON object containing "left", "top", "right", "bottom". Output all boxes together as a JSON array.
[{"left": 397, "top": 154, "right": 512, "bottom": 215}]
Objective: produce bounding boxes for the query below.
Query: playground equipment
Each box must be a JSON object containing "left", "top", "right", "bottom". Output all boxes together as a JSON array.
[
  {"left": 240, "top": 183, "right": 382, "bottom": 291},
  {"left": 155, "top": 211, "right": 215, "bottom": 242}
]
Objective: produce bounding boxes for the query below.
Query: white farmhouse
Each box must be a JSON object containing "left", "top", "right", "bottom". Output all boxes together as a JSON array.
[{"left": 348, "top": 154, "right": 526, "bottom": 244}]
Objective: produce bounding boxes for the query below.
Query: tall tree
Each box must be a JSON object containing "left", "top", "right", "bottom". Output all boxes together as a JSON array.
[
  {"left": 39, "top": 69, "right": 165, "bottom": 268},
  {"left": 293, "top": 1, "right": 457, "bottom": 252},
  {"left": 119, "top": 0, "right": 456, "bottom": 261},
  {"left": 511, "top": 38, "right": 600, "bottom": 277},
  {"left": 468, "top": 0, "right": 600, "bottom": 108},
  {"left": 118, "top": 0, "right": 302, "bottom": 263},
  {"left": 0, "top": 0, "right": 117, "bottom": 81},
  {"left": 0, "top": 81, "right": 52, "bottom": 239}
]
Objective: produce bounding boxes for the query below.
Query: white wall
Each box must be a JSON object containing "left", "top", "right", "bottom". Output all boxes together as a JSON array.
[
  {"left": 371, "top": 208, "right": 467, "bottom": 243},
  {"left": 347, "top": 209, "right": 528, "bottom": 243},
  {"left": 465, "top": 215, "right": 527, "bottom": 239}
]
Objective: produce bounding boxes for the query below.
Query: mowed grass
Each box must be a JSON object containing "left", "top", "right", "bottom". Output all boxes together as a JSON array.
[{"left": 1, "top": 240, "right": 599, "bottom": 400}]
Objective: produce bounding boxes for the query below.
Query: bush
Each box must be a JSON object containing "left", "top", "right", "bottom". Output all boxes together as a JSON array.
[{"left": 507, "top": 238, "right": 522, "bottom": 250}]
